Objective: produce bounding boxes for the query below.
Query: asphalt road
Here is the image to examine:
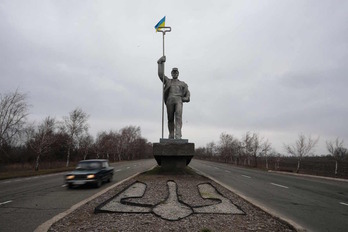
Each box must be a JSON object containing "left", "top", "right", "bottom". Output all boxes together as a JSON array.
[
  {"left": 190, "top": 159, "right": 348, "bottom": 232},
  {"left": 0, "top": 159, "right": 156, "bottom": 232}
]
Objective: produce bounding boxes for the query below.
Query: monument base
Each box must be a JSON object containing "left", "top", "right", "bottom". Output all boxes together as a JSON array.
[{"left": 153, "top": 139, "right": 195, "bottom": 169}]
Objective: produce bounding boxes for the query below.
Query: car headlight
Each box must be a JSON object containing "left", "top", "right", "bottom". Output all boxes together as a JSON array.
[
  {"left": 87, "top": 174, "right": 95, "bottom": 179},
  {"left": 66, "top": 175, "right": 75, "bottom": 180}
]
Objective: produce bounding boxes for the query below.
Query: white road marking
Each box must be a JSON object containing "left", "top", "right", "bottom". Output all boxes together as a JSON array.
[
  {"left": 1, "top": 181, "right": 11, "bottom": 184},
  {"left": 126, "top": 167, "right": 130, "bottom": 169},
  {"left": 115, "top": 169, "right": 122, "bottom": 172},
  {"left": 0, "top": 172, "right": 70, "bottom": 185},
  {"left": 0, "top": 200, "right": 12, "bottom": 206},
  {"left": 241, "top": 175, "right": 251, "bottom": 178},
  {"left": 340, "top": 202, "right": 348, "bottom": 206},
  {"left": 225, "top": 170, "right": 231, "bottom": 173},
  {"left": 62, "top": 184, "right": 67, "bottom": 187},
  {"left": 271, "top": 183, "right": 289, "bottom": 189},
  {"left": 214, "top": 167, "right": 219, "bottom": 170}
]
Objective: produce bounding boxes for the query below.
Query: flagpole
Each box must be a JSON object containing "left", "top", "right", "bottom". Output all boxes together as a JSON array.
[
  {"left": 162, "top": 32, "right": 165, "bottom": 139},
  {"left": 157, "top": 26, "right": 171, "bottom": 139}
]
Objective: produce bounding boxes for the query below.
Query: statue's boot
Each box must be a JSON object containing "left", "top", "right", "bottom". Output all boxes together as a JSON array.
[{"left": 168, "top": 122, "right": 174, "bottom": 139}]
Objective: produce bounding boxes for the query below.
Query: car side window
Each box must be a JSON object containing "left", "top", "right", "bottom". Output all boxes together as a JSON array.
[
  {"left": 102, "top": 162, "right": 109, "bottom": 168},
  {"left": 90, "top": 162, "right": 100, "bottom": 169}
]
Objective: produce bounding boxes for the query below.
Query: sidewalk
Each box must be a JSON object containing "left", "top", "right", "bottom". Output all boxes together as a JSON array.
[{"left": 268, "top": 170, "right": 348, "bottom": 182}]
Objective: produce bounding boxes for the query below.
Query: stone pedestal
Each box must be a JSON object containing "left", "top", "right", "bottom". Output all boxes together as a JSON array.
[{"left": 153, "top": 139, "right": 195, "bottom": 169}]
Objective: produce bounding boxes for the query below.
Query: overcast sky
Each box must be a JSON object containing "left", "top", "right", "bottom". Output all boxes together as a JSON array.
[{"left": 1, "top": 0, "right": 347, "bottom": 154}]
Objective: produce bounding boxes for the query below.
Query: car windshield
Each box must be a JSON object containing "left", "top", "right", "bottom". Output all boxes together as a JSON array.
[{"left": 76, "top": 161, "right": 101, "bottom": 170}]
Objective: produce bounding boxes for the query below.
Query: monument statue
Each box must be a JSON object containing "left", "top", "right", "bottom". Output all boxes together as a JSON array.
[
  {"left": 157, "top": 56, "right": 190, "bottom": 139},
  {"left": 153, "top": 18, "right": 194, "bottom": 169}
]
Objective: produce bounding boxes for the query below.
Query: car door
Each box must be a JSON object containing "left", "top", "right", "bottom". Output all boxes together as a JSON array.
[{"left": 101, "top": 161, "right": 108, "bottom": 181}]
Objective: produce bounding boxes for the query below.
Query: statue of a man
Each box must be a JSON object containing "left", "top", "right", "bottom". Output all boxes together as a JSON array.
[{"left": 157, "top": 56, "right": 190, "bottom": 139}]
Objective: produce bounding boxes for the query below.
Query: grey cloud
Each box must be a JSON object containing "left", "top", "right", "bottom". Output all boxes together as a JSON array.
[{"left": 1, "top": 0, "right": 347, "bottom": 154}]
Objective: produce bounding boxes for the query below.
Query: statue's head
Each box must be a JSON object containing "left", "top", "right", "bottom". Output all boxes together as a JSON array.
[{"left": 171, "top": 67, "right": 179, "bottom": 79}]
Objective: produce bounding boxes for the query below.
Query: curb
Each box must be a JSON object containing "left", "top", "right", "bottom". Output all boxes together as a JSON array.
[
  {"left": 191, "top": 167, "right": 307, "bottom": 232},
  {"left": 34, "top": 166, "right": 156, "bottom": 232},
  {"left": 268, "top": 170, "right": 348, "bottom": 182}
]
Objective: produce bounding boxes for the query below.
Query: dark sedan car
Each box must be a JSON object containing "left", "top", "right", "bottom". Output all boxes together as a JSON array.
[{"left": 65, "top": 159, "right": 114, "bottom": 188}]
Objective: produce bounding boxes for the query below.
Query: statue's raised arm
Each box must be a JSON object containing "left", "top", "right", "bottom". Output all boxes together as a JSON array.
[{"left": 157, "top": 56, "right": 167, "bottom": 83}]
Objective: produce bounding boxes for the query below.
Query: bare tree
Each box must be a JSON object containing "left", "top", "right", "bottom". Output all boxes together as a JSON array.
[
  {"left": 108, "top": 130, "right": 128, "bottom": 161},
  {"left": 218, "top": 133, "right": 239, "bottom": 163},
  {"left": 79, "top": 134, "right": 94, "bottom": 160},
  {"left": 60, "top": 108, "right": 89, "bottom": 167},
  {"left": 119, "top": 126, "right": 141, "bottom": 160},
  {"left": 251, "top": 133, "right": 263, "bottom": 167},
  {"left": 93, "top": 133, "right": 103, "bottom": 159},
  {"left": 326, "top": 138, "right": 348, "bottom": 175},
  {"left": 95, "top": 131, "right": 115, "bottom": 160},
  {"left": 284, "top": 134, "right": 319, "bottom": 173},
  {"left": 27, "top": 117, "right": 56, "bottom": 171},
  {"left": 206, "top": 141, "right": 217, "bottom": 157},
  {"left": 274, "top": 152, "right": 282, "bottom": 170},
  {"left": 110, "top": 131, "right": 122, "bottom": 161},
  {"left": 241, "top": 132, "right": 254, "bottom": 166},
  {"left": 261, "top": 139, "right": 272, "bottom": 170},
  {"left": 236, "top": 141, "right": 244, "bottom": 165},
  {"left": 0, "top": 90, "right": 29, "bottom": 153},
  {"left": 94, "top": 126, "right": 147, "bottom": 161}
]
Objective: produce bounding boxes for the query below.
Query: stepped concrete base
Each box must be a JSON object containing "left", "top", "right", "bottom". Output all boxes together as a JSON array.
[{"left": 153, "top": 139, "right": 195, "bottom": 169}]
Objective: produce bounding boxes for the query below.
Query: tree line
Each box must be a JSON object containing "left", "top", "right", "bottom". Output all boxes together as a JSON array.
[
  {"left": 0, "top": 90, "right": 152, "bottom": 171},
  {"left": 196, "top": 131, "right": 348, "bottom": 176},
  {"left": 2, "top": 90, "right": 347, "bottom": 176}
]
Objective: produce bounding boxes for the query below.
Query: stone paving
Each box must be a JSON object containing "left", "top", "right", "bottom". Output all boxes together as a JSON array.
[{"left": 96, "top": 179, "right": 244, "bottom": 221}]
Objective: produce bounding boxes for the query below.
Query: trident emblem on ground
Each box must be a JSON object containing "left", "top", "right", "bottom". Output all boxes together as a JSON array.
[{"left": 95, "top": 181, "right": 244, "bottom": 221}]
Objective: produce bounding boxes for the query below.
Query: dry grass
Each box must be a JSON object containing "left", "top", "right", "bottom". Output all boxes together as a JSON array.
[{"left": 0, "top": 162, "right": 75, "bottom": 180}]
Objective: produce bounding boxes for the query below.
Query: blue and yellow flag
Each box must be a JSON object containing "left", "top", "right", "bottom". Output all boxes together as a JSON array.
[{"left": 154, "top": 16, "right": 166, "bottom": 32}]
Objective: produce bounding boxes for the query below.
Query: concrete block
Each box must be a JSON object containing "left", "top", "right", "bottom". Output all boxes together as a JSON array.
[{"left": 153, "top": 140, "right": 195, "bottom": 168}]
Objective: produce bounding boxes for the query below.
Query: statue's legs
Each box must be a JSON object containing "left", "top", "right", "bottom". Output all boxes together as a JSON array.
[
  {"left": 174, "top": 102, "right": 183, "bottom": 139},
  {"left": 166, "top": 102, "right": 183, "bottom": 139},
  {"left": 166, "top": 104, "right": 175, "bottom": 139}
]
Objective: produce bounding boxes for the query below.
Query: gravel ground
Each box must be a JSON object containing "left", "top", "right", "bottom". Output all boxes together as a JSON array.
[{"left": 49, "top": 168, "right": 296, "bottom": 232}]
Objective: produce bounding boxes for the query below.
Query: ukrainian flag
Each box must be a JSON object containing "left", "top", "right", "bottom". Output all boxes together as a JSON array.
[{"left": 155, "top": 16, "right": 165, "bottom": 32}]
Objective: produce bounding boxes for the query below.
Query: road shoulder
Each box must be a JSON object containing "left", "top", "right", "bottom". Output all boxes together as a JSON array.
[{"left": 268, "top": 170, "right": 348, "bottom": 182}]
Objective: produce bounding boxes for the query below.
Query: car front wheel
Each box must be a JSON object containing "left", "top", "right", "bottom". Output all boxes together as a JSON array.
[{"left": 95, "top": 178, "right": 102, "bottom": 188}]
